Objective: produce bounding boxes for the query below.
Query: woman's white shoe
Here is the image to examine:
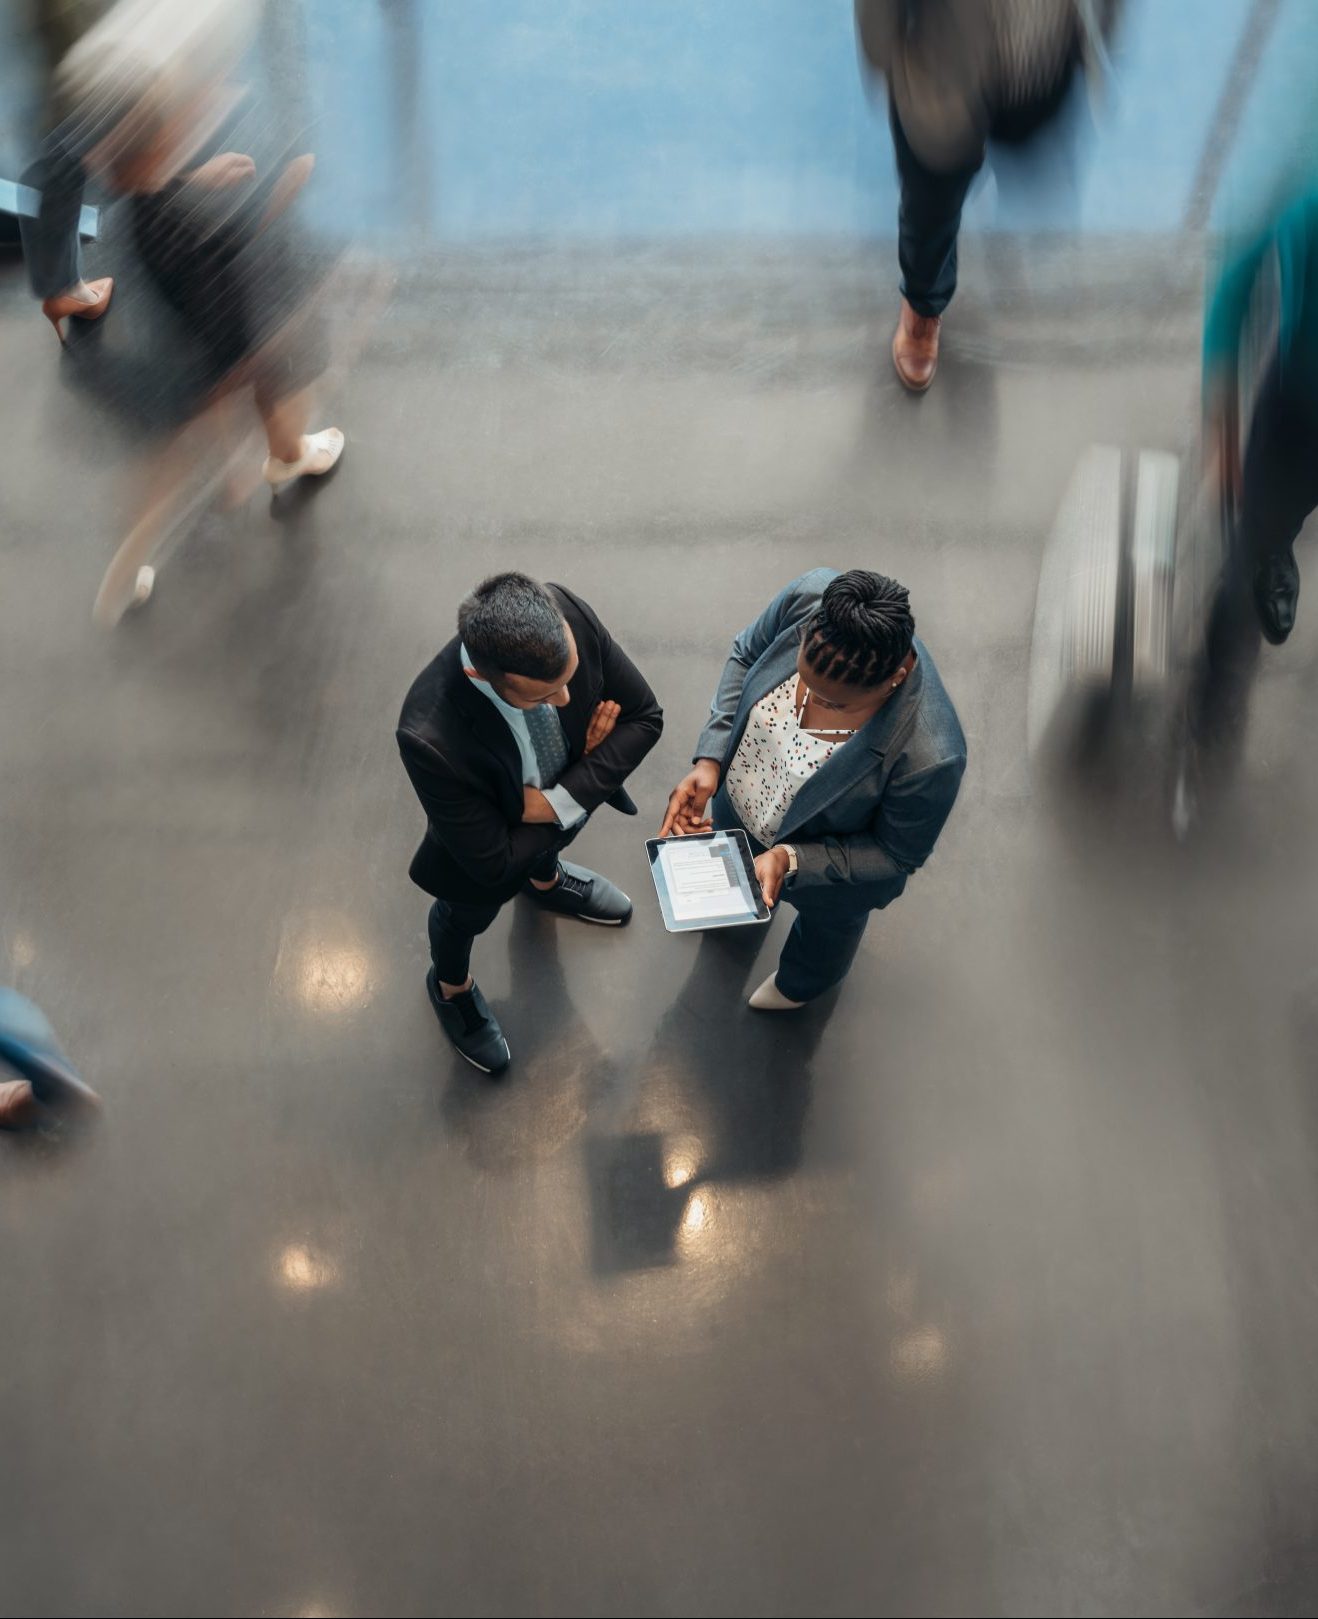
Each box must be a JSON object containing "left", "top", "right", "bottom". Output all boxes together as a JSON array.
[
  {"left": 92, "top": 562, "right": 156, "bottom": 628},
  {"left": 748, "top": 973, "right": 806, "bottom": 1012},
  {"left": 263, "top": 427, "right": 345, "bottom": 487}
]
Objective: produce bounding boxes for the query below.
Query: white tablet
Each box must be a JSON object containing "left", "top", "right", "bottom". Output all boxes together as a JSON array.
[{"left": 645, "top": 829, "right": 772, "bottom": 933}]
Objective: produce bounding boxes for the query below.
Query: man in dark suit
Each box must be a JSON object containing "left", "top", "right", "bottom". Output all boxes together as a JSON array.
[{"left": 398, "top": 572, "right": 663, "bottom": 1074}]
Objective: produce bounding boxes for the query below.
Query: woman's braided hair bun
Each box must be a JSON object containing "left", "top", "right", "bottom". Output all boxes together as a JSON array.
[{"left": 802, "top": 569, "right": 915, "bottom": 688}]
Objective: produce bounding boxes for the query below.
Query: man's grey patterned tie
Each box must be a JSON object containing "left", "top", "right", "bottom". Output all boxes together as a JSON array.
[{"left": 524, "top": 702, "right": 569, "bottom": 787}]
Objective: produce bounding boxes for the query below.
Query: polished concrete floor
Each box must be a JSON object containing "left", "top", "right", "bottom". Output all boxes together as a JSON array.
[
  {"left": 5, "top": 230, "right": 1318, "bottom": 1617},
  {"left": 6, "top": 8, "right": 1318, "bottom": 1619}
]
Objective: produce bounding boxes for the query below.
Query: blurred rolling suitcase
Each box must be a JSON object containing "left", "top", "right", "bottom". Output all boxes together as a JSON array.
[{"left": 1027, "top": 443, "right": 1183, "bottom": 765}]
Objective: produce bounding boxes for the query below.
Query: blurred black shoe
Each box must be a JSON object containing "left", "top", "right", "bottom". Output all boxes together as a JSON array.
[
  {"left": 525, "top": 861, "right": 632, "bottom": 925},
  {"left": 426, "top": 971, "right": 510, "bottom": 1074},
  {"left": 1253, "top": 549, "right": 1299, "bottom": 645}
]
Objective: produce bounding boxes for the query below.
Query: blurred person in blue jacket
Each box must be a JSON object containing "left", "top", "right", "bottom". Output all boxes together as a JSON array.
[
  {"left": 1203, "top": 188, "right": 1318, "bottom": 646},
  {"left": 1178, "top": 183, "right": 1318, "bottom": 824},
  {"left": 0, "top": 988, "right": 99, "bottom": 1130}
]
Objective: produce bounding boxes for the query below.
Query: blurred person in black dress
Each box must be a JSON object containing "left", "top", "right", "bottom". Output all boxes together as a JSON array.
[
  {"left": 18, "top": 0, "right": 256, "bottom": 344},
  {"left": 67, "top": 15, "right": 342, "bottom": 624}
]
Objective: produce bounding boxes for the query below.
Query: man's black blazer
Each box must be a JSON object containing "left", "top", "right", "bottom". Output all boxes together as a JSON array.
[{"left": 397, "top": 584, "right": 663, "bottom": 905}]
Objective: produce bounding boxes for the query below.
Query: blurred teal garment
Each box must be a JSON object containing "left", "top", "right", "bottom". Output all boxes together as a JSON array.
[
  {"left": 1203, "top": 188, "right": 1318, "bottom": 396},
  {"left": 0, "top": 985, "right": 61, "bottom": 1059},
  {"left": 0, "top": 986, "right": 99, "bottom": 1109}
]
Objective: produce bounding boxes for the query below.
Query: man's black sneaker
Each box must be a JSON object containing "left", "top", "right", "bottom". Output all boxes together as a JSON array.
[
  {"left": 524, "top": 860, "right": 632, "bottom": 925},
  {"left": 1254, "top": 548, "right": 1299, "bottom": 646},
  {"left": 426, "top": 971, "right": 511, "bottom": 1074}
]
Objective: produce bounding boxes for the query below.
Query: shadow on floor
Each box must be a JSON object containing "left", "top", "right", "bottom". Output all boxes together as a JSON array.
[{"left": 585, "top": 926, "right": 830, "bottom": 1275}]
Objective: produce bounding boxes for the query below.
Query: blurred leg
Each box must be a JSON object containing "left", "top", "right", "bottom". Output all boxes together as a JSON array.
[
  {"left": 256, "top": 384, "right": 313, "bottom": 465},
  {"left": 889, "top": 102, "right": 982, "bottom": 316},
  {"left": 1186, "top": 364, "right": 1318, "bottom": 764},
  {"left": 18, "top": 137, "right": 85, "bottom": 300},
  {"left": 1240, "top": 366, "right": 1318, "bottom": 639},
  {"left": 255, "top": 381, "right": 344, "bottom": 481},
  {"left": 92, "top": 409, "right": 223, "bottom": 625},
  {"left": 1188, "top": 557, "right": 1261, "bottom": 769}
]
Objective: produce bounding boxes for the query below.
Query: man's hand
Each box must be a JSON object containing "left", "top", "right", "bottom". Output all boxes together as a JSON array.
[
  {"left": 584, "top": 700, "right": 621, "bottom": 754},
  {"left": 522, "top": 787, "right": 559, "bottom": 823},
  {"left": 659, "top": 759, "right": 721, "bottom": 837},
  {"left": 261, "top": 153, "right": 316, "bottom": 227},
  {"left": 189, "top": 151, "right": 256, "bottom": 190},
  {"left": 754, "top": 846, "right": 792, "bottom": 908}
]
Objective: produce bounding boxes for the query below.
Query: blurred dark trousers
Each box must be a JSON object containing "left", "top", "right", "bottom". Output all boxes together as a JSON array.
[
  {"left": 427, "top": 848, "right": 561, "bottom": 985},
  {"left": 1191, "top": 360, "right": 1318, "bottom": 752},
  {"left": 890, "top": 103, "right": 982, "bottom": 318},
  {"left": 18, "top": 136, "right": 86, "bottom": 299}
]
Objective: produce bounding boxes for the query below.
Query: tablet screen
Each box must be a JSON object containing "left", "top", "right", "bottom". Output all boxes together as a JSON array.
[{"left": 646, "top": 830, "right": 770, "bottom": 931}]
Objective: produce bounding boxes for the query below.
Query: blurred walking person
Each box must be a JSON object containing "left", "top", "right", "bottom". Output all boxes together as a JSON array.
[
  {"left": 47, "top": 0, "right": 345, "bottom": 625},
  {"left": 0, "top": 988, "right": 100, "bottom": 1131},
  {"left": 1176, "top": 183, "right": 1318, "bottom": 831},
  {"left": 855, "top": 0, "right": 1119, "bottom": 391}
]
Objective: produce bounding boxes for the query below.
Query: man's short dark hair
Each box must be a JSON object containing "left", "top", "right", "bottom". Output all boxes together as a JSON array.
[{"left": 458, "top": 572, "right": 570, "bottom": 683}]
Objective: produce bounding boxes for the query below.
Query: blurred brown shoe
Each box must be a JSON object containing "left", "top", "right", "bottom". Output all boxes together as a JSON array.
[
  {"left": 892, "top": 297, "right": 941, "bottom": 392},
  {"left": 0, "top": 1079, "right": 41, "bottom": 1130}
]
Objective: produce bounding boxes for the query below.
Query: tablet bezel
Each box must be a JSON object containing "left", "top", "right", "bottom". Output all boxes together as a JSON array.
[{"left": 644, "top": 828, "right": 772, "bottom": 933}]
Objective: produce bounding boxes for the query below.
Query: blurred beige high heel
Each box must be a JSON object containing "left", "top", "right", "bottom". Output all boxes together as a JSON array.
[
  {"left": 93, "top": 558, "right": 155, "bottom": 629},
  {"left": 262, "top": 427, "right": 345, "bottom": 486},
  {"left": 42, "top": 277, "right": 114, "bottom": 345}
]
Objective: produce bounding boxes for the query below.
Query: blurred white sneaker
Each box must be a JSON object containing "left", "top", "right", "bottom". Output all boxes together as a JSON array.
[
  {"left": 92, "top": 561, "right": 155, "bottom": 628},
  {"left": 748, "top": 973, "right": 805, "bottom": 1012},
  {"left": 263, "top": 427, "right": 345, "bottom": 486}
]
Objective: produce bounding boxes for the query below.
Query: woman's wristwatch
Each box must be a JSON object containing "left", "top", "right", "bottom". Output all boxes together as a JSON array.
[{"left": 780, "top": 844, "right": 799, "bottom": 884}]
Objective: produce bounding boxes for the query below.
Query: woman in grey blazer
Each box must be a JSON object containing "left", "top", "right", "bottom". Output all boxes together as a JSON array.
[{"left": 661, "top": 567, "right": 966, "bottom": 1009}]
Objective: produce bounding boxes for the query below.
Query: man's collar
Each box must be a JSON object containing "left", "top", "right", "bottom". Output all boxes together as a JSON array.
[{"left": 460, "top": 642, "right": 524, "bottom": 722}]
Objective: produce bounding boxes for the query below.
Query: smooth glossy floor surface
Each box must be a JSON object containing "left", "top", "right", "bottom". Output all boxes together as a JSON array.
[
  {"left": 5, "top": 233, "right": 1318, "bottom": 1618},
  {"left": 5, "top": 8, "right": 1318, "bottom": 1619}
]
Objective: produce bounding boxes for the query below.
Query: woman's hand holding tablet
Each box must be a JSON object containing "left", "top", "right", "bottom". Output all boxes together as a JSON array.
[{"left": 645, "top": 829, "right": 772, "bottom": 933}]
